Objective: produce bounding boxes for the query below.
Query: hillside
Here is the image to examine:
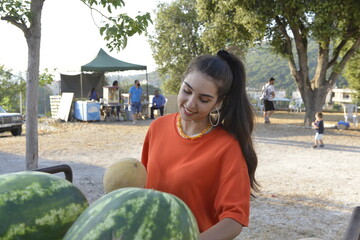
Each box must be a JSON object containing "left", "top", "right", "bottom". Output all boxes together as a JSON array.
[{"left": 245, "top": 42, "right": 348, "bottom": 96}]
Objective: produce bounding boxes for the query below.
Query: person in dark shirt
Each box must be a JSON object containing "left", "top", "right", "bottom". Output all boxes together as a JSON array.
[
  {"left": 88, "top": 87, "right": 99, "bottom": 101},
  {"left": 150, "top": 90, "right": 166, "bottom": 119},
  {"left": 311, "top": 112, "right": 325, "bottom": 148}
]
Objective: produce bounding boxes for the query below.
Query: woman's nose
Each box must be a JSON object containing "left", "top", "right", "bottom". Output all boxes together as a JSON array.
[{"left": 186, "top": 95, "right": 197, "bottom": 109}]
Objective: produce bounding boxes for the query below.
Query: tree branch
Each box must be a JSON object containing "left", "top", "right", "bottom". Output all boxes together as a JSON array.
[
  {"left": 1, "top": 16, "right": 29, "bottom": 35},
  {"left": 274, "top": 16, "right": 297, "bottom": 76},
  {"left": 328, "top": 39, "right": 348, "bottom": 68},
  {"left": 288, "top": 19, "right": 311, "bottom": 90},
  {"left": 328, "top": 36, "right": 360, "bottom": 86},
  {"left": 80, "top": 0, "right": 111, "bottom": 22}
]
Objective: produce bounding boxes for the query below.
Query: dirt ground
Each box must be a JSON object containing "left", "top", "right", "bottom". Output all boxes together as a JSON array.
[{"left": 0, "top": 111, "right": 359, "bottom": 240}]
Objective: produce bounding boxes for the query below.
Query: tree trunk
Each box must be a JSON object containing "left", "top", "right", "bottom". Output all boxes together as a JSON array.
[
  {"left": 290, "top": 38, "right": 339, "bottom": 127},
  {"left": 301, "top": 86, "right": 329, "bottom": 126},
  {"left": 25, "top": 0, "right": 44, "bottom": 170}
]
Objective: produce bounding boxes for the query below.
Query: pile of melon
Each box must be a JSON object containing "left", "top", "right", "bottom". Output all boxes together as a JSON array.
[{"left": 0, "top": 158, "right": 199, "bottom": 240}]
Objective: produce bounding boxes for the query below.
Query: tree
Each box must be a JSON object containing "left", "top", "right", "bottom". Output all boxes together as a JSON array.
[
  {"left": 148, "top": 0, "right": 206, "bottom": 95},
  {"left": 0, "top": 0, "right": 151, "bottom": 169},
  {"left": 344, "top": 49, "right": 360, "bottom": 102},
  {"left": 197, "top": 0, "right": 360, "bottom": 125},
  {"left": 0, "top": 65, "right": 26, "bottom": 113}
]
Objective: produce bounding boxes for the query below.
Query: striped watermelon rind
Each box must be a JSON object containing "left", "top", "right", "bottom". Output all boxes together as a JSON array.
[
  {"left": 63, "top": 187, "right": 199, "bottom": 240},
  {"left": 0, "top": 171, "right": 89, "bottom": 240}
]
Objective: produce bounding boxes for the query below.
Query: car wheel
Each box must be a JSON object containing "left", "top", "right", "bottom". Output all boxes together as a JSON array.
[{"left": 11, "top": 126, "right": 22, "bottom": 136}]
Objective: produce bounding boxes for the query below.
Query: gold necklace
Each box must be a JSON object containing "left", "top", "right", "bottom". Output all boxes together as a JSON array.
[{"left": 177, "top": 114, "right": 212, "bottom": 140}]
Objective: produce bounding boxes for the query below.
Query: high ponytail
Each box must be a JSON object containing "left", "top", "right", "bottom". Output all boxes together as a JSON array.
[
  {"left": 217, "top": 50, "right": 259, "bottom": 193},
  {"left": 185, "top": 50, "right": 260, "bottom": 193}
]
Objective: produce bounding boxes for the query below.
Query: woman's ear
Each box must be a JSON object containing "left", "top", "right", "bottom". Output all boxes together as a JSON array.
[{"left": 215, "top": 100, "right": 223, "bottom": 110}]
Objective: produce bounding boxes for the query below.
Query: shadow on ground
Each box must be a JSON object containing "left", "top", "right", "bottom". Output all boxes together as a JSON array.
[
  {"left": 0, "top": 151, "right": 106, "bottom": 203},
  {"left": 254, "top": 137, "right": 360, "bottom": 153}
]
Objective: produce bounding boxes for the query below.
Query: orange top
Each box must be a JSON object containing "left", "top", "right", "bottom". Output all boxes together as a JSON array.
[{"left": 141, "top": 113, "right": 250, "bottom": 232}]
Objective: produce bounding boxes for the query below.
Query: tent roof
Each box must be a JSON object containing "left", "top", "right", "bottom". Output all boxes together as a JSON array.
[{"left": 81, "top": 48, "right": 147, "bottom": 72}]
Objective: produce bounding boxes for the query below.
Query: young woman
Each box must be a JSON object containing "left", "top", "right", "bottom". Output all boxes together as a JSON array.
[{"left": 141, "top": 50, "right": 259, "bottom": 240}]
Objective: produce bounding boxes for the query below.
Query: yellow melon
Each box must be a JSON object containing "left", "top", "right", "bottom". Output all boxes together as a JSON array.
[{"left": 103, "top": 158, "right": 147, "bottom": 193}]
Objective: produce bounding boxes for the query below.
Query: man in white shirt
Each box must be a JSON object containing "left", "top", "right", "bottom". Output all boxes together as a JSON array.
[{"left": 262, "top": 77, "right": 276, "bottom": 123}]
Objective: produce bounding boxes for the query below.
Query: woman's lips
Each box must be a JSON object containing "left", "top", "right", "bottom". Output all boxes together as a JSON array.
[{"left": 183, "top": 107, "right": 195, "bottom": 116}]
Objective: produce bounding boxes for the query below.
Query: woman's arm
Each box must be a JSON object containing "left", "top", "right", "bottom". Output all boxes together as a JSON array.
[{"left": 199, "top": 218, "right": 243, "bottom": 240}]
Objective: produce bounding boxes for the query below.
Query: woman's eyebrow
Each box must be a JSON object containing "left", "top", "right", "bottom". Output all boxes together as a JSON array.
[
  {"left": 183, "top": 81, "right": 215, "bottom": 99},
  {"left": 184, "top": 81, "right": 193, "bottom": 90}
]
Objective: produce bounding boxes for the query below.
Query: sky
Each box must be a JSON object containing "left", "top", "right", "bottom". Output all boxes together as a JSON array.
[{"left": 0, "top": 0, "right": 167, "bottom": 75}]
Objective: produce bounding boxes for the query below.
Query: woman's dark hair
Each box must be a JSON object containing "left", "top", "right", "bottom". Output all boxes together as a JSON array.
[{"left": 184, "top": 50, "right": 259, "bottom": 193}]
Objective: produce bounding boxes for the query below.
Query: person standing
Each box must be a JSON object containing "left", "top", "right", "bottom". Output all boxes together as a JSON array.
[
  {"left": 111, "top": 80, "right": 121, "bottom": 119},
  {"left": 311, "top": 112, "right": 325, "bottom": 148},
  {"left": 128, "top": 79, "right": 143, "bottom": 124},
  {"left": 150, "top": 90, "right": 166, "bottom": 119},
  {"left": 88, "top": 87, "right": 99, "bottom": 101},
  {"left": 142, "top": 50, "right": 259, "bottom": 239},
  {"left": 261, "top": 77, "right": 276, "bottom": 123}
]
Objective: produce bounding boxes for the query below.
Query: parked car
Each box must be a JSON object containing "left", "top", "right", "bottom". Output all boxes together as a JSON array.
[{"left": 0, "top": 106, "right": 23, "bottom": 136}]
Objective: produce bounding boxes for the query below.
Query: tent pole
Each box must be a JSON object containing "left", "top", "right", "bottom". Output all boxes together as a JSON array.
[
  {"left": 146, "top": 70, "right": 149, "bottom": 101},
  {"left": 80, "top": 72, "right": 83, "bottom": 98}
]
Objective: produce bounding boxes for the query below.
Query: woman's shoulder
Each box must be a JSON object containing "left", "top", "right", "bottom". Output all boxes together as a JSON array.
[
  {"left": 207, "top": 126, "right": 238, "bottom": 146},
  {"left": 149, "top": 113, "right": 177, "bottom": 129}
]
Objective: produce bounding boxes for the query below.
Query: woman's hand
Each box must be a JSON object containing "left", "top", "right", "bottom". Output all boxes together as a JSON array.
[{"left": 199, "top": 218, "right": 243, "bottom": 240}]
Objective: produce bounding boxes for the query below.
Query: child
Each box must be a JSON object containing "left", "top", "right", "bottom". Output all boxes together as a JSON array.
[{"left": 311, "top": 112, "right": 325, "bottom": 148}]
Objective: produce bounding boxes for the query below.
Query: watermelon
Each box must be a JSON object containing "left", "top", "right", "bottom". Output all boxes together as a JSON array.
[
  {"left": 63, "top": 187, "right": 199, "bottom": 240},
  {"left": 0, "top": 171, "right": 89, "bottom": 240}
]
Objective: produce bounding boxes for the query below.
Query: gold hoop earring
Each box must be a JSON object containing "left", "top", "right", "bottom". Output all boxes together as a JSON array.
[{"left": 209, "top": 107, "right": 220, "bottom": 127}]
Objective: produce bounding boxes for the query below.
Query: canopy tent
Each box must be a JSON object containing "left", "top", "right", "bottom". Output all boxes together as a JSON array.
[
  {"left": 60, "top": 48, "right": 148, "bottom": 98},
  {"left": 80, "top": 48, "right": 148, "bottom": 98},
  {"left": 81, "top": 48, "right": 147, "bottom": 72},
  {"left": 60, "top": 72, "right": 105, "bottom": 99}
]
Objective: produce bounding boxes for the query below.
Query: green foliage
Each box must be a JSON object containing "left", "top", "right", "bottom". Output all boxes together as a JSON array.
[
  {"left": 343, "top": 49, "right": 360, "bottom": 101},
  {"left": 0, "top": 66, "right": 56, "bottom": 114},
  {"left": 151, "top": 0, "right": 357, "bottom": 100},
  {"left": 39, "top": 68, "right": 56, "bottom": 87},
  {"left": 194, "top": 0, "right": 359, "bottom": 125},
  {"left": 84, "top": 0, "right": 125, "bottom": 10},
  {"left": 148, "top": 0, "right": 206, "bottom": 95},
  {"left": 196, "top": 0, "right": 360, "bottom": 60},
  {"left": 0, "top": 65, "right": 26, "bottom": 113},
  {"left": 80, "top": 0, "right": 152, "bottom": 51},
  {"left": 0, "top": 0, "right": 31, "bottom": 26},
  {"left": 197, "top": 0, "right": 265, "bottom": 53},
  {"left": 99, "top": 12, "right": 152, "bottom": 51}
]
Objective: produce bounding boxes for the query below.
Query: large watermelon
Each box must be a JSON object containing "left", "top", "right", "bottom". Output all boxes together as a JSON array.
[
  {"left": 63, "top": 187, "right": 199, "bottom": 240},
  {"left": 0, "top": 171, "right": 89, "bottom": 240}
]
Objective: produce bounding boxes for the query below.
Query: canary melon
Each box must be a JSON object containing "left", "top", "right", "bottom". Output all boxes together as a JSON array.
[{"left": 103, "top": 158, "right": 147, "bottom": 193}]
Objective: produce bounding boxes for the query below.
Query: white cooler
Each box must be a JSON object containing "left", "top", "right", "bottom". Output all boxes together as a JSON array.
[{"left": 74, "top": 101, "right": 100, "bottom": 121}]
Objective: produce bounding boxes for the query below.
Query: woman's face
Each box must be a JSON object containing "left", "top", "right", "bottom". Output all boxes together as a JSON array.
[{"left": 177, "top": 70, "right": 219, "bottom": 123}]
